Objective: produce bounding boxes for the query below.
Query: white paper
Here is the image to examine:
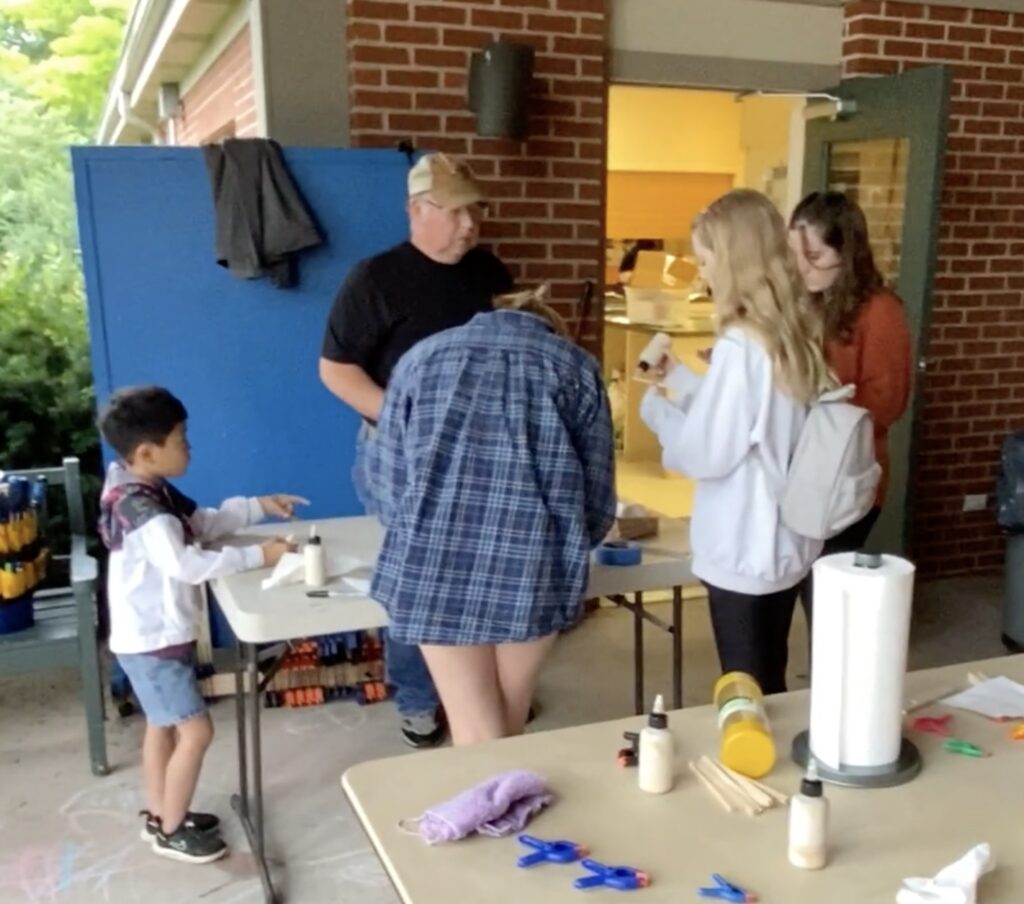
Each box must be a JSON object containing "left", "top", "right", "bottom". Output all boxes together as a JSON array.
[
  {"left": 809, "top": 553, "right": 915, "bottom": 770},
  {"left": 941, "top": 676, "right": 1024, "bottom": 720},
  {"left": 897, "top": 842, "right": 993, "bottom": 904},
  {"left": 261, "top": 551, "right": 367, "bottom": 590}
]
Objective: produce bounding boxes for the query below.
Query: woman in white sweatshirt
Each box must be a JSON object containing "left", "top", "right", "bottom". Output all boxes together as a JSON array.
[{"left": 641, "top": 189, "right": 833, "bottom": 694}]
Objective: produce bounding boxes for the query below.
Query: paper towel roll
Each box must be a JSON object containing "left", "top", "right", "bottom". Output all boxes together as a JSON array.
[{"left": 809, "top": 552, "right": 916, "bottom": 771}]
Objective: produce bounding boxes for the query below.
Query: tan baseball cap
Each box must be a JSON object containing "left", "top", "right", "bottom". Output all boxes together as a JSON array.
[{"left": 407, "top": 153, "right": 485, "bottom": 209}]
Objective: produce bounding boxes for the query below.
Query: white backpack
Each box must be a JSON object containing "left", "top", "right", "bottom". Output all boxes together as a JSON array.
[{"left": 779, "top": 385, "right": 881, "bottom": 541}]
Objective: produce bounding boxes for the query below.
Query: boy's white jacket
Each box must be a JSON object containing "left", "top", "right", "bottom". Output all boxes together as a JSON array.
[
  {"left": 100, "top": 462, "right": 266, "bottom": 654},
  {"left": 640, "top": 327, "right": 823, "bottom": 595}
]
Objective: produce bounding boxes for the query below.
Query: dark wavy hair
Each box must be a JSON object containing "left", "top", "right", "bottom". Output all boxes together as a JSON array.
[{"left": 789, "top": 191, "right": 885, "bottom": 343}]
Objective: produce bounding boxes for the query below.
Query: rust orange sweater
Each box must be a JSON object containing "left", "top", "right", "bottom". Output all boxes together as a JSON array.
[{"left": 826, "top": 290, "right": 912, "bottom": 506}]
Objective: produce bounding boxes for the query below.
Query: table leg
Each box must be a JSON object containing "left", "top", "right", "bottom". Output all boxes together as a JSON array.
[
  {"left": 672, "top": 585, "right": 683, "bottom": 710},
  {"left": 230, "top": 640, "right": 277, "bottom": 903},
  {"left": 633, "top": 591, "right": 644, "bottom": 715}
]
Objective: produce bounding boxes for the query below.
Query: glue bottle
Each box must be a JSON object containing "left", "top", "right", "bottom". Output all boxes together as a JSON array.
[
  {"left": 304, "top": 525, "right": 326, "bottom": 588},
  {"left": 788, "top": 760, "right": 829, "bottom": 870},
  {"left": 714, "top": 671, "right": 776, "bottom": 778},
  {"left": 638, "top": 694, "right": 674, "bottom": 794},
  {"left": 636, "top": 332, "right": 672, "bottom": 374}
]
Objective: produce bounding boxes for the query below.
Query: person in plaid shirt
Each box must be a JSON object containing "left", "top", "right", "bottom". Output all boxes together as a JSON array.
[{"left": 359, "top": 289, "right": 616, "bottom": 746}]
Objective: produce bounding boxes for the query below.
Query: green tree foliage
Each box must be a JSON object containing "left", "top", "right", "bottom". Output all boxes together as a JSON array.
[{"left": 0, "top": 0, "right": 127, "bottom": 479}]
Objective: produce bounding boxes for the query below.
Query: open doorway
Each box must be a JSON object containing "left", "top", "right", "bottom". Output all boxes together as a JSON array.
[{"left": 604, "top": 85, "right": 801, "bottom": 518}]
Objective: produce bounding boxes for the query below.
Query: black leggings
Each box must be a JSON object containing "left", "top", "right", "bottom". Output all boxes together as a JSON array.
[{"left": 705, "top": 582, "right": 801, "bottom": 696}]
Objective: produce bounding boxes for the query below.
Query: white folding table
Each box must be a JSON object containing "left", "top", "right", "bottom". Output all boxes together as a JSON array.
[{"left": 212, "top": 515, "right": 695, "bottom": 902}]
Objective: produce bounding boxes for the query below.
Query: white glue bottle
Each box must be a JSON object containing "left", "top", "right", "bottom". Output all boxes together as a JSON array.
[
  {"left": 304, "top": 524, "right": 326, "bottom": 588},
  {"left": 636, "top": 332, "right": 672, "bottom": 374},
  {"left": 788, "top": 760, "right": 829, "bottom": 870},
  {"left": 638, "top": 694, "right": 674, "bottom": 794}
]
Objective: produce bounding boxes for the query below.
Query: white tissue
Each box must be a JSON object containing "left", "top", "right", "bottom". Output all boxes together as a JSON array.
[
  {"left": 261, "top": 552, "right": 366, "bottom": 590},
  {"left": 897, "top": 843, "right": 994, "bottom": 904}
]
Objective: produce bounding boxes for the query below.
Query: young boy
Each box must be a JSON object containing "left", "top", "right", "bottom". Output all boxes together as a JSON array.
[{"left": 98, "top": 386, "right": 302, "bottom": 863}]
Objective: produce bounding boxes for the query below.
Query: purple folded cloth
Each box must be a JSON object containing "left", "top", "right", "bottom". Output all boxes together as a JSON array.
[{"left": 400, "top": 770, "right": 554, "bottom": 844}]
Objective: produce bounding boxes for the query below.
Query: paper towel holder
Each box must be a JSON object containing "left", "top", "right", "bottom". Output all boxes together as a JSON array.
[{"left": 791, "top": 733, "right": 921, "bottom": 789}]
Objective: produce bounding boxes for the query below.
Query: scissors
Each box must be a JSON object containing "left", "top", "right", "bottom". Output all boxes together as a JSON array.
[
  {"left": 912, "top": 714, "right": 953, "bottom": 737},
  {"left": 516, "top": 834, "right": 588, "bottom": 868},
  {"left": 698, "top": 873, "right": 758, "bottom": 902},
  {"left": 573, "top": 858, "right": 650, "bottom": 891}
]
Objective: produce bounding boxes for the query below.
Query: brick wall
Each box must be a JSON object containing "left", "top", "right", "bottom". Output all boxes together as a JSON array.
[
  {"left": 843, "top": 1, "right": 1024, "bottom": 575},
  {"left": 346, "top": 0, "right": 608, "bottom": 351},
  {"left": 173, "top": 25, "right": 259, "bottom": 145}
]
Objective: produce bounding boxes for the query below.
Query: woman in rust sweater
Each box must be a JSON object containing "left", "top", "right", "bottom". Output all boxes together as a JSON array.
[{"left": 789, "top": 191, "right": 912, "bottom": 621}]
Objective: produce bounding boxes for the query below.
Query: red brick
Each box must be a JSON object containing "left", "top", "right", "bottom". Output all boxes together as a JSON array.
[
  {"left": 414, "top": 47, "right": 467, "bottom": 67},
  {"left": 384, "top": 24, "right": 439, "bottom": 43},
  {"left": 982, "top": 101, "right": 1020, "bottom": 118},
  {"left": 906, "top": 21, "right": 945, "bottom": 40},
  {"left": 386, "top": 70, "right": 439, "bottom": 88},
  {"left": 497, "top": 201, "right": 549, "bottom": 218},
  {"left": 471, "top": 8, "right": 524, "bottom": 28},
  {"left": 416, "top": 91, "right": 466, "bottom": 111},
  {"left": 951, "top": 63, "right": 984, "bottom": 80},
  {"left": 351, "top": 68, "right": 383, "bottom": 86},
  {"left": 884, "top": 1, "right": 924, "bottom": 17},
  {"left": 846, "top": 0, "right": 884, "bottom": 15},
  {"left": 554, "top": 0, "right": 605, "bottom": 11},
  {"left": 495, "top": 241, "right": 548, "bottom": 258},
  {"left": 580, "top": 17, "right": 605, "bottom": 36},
  {"left": 444, "top": 114, "right": 477, "bottom": 132},
  {"left": 496, "top": 30, "right": 549, "bottom": 51},
  {"left": 552, "top": 35, "right": 605, "bottom": 56},
  {"left": 977, "top": 172, "right": 1014, "bottom": 187},
  {"left": 845, "top": 56, "right": 900, "bottom": 75},
  {"left": 949, "top": 25, "right": 990, "bottom": 43},
  {"left": 348, "top": 21, "right": 382, "bottom": 41},
  {"left": 350, "top": 0, "right": 409, "bottom": 20},
  {"left": 847, "top": 17, "right": 903, "bottom": 36},
  {"left": 536, "top": 56, "right": 578, "bottom": 76},
  {"left": 580, "top": 100, "right": 603, "bottom": 118},
  {"left": 388, "top": 113, "right": 442, "bottom": 132},
  {"left": 415, "top": 4, "right": 466, "bottom": 24},
  {"left": 526, "top": 180, "right": 576, "bottom": 199},
  {"left": 350, "top": 111, "right": 384, "bottom": 131},
  {"left": 551, "top": 79, "right": 604, "bottom": 98},
  {"left": 929, "top": 5, "right": 968, "bottom": 22},
  {"left": 499, "top": 158, "right": 550, "bottom": 177},
  {"left": 351, "top": 44, "right": 410, "bottom": 65},
  {"left": 965, "top": 83, "right": 1006, "bottom": 101},
  {"left": 444, "top": 71, "right": 467, "bottom": 90},
  {"left": 552, "top": 119, "right": 604, "bottom": 139},
  {"left": 990, "top": 29, "right": 1024, "bottom": 47},
  {"left": 884, "top": 39, "right": 923, "bottom": 57},
  {"left": 529, "top": 222, "right": 574, "bottom": 238},
  {"left": 553, "top": 160, "right": 602, "bottom": 179},
  {"left": 972, "top": 9, "right": 1011, "bottom": 27},
  {"left": 581, "top": 58, "right": 604, "bottom": 78},
  {"left": 979, "top": 138, "right": 1017, "bottom": 154},
  {"left": 928, "top": 42, "right": 966, "bottom": 60},
  {"left": 473, "top": 137, "right": 524, "bottom": 155},
  {"left": 968, "top": 45, "right": 1006, "bottom": 63},
  {"left": 352, "top": 89, "right": 413, "bottom": 110},
  {"left": 844, "top": 37, "right": 880, "bottom": 55},
  {"left": 986, "top": 65, "right": 1023, "bottom": 83},
  {"left": 528, "top": 138, "right": 575, "bottom": 156},
  {"left": 553, "top": 201, "right": 600, "bottom": 219},
  {"left": 443, "top": 28, "right": 487, "bottom": 49}
]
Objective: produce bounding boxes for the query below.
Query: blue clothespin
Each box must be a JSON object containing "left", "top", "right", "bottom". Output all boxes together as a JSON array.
[
  {"left": 573, "top": 858, "right": 650, "bottom": 891},
  {"left": 698, "top": 874, "right": 757, "bottom": 902},
  {"left": 516, "top": 834, "right": 588, "bottom": 868}
]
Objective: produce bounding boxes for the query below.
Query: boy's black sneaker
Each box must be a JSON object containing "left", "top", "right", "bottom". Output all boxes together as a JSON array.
[
  {"left": 152, "top": 824, "right": 228, "bottom": 864},
  {"left": 139, "top": 809, "right": 220, "bottom": 842}
]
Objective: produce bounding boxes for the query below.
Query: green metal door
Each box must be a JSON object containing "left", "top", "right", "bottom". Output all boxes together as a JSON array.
[{"left": 803, "top": 64, "right": 952, "bottom": 556}]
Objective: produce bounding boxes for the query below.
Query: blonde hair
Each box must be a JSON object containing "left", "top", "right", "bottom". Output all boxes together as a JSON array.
[
  {"left": 693, "top": 189, "right": 834, "bottom": 403},
  {"left": 494, "top": 284, "right": 570, "bottom": 339}
]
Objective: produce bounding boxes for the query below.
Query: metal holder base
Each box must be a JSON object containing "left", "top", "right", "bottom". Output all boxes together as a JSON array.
[{"left": 791, "top": 730, "right": 922, "bottom": 789}]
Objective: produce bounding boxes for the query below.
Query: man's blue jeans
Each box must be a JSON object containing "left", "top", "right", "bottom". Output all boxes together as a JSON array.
[{"left": 384, "top": 631, "right": 440, "bottom": 717}]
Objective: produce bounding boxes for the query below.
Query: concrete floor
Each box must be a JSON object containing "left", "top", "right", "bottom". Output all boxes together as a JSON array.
[{"left": 0, "top": 575, "right": 1009, "bottom": 903}]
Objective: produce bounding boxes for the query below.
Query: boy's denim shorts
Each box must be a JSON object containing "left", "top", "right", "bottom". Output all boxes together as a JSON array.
[{"left": 116, "top": 646, "right": 206, "bottom": 727}]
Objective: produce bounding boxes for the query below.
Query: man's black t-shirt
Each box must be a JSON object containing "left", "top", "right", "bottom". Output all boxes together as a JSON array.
[{"left": 321, "top": 241, "right": 514, "bottom": 388}]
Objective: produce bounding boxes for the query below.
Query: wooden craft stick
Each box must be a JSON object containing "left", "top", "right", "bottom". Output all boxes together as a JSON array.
[
  {"left": 714, "top": 761, "right": 777, "bottom": 809},
  {"left": 744, "top": 774, "right": 790, "bottom": 806},
  {"left": 698, "top": 757, "right": 761, "bottom": 816},
  {"left": 688, "top": 760, "right": 734, "bottom": 813},
  {"left": 903, "top": 685, "right": 960, "bottom": 715}
]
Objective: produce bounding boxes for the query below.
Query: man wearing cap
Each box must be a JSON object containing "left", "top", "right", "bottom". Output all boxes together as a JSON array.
[{"left": 319, "top": 153, "right": 513, "bottom": 748}]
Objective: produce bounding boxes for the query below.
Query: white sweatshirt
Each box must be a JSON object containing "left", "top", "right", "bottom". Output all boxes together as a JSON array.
[
  {"left": 640, "top": 327, "right": 822, "bottom": 595},
  {"left": 100, "top": 462, "right": 266, "bottom": 654}
]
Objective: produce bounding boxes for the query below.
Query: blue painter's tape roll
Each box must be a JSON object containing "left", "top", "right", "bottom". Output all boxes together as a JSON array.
[{"left": 597, "top": 541, "right": 642, "bottom": 567}]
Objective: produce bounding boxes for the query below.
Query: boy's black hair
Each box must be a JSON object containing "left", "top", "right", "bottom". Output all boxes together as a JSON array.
[{"left": 98, "top": 386, "right": 188, "bottom": 460}]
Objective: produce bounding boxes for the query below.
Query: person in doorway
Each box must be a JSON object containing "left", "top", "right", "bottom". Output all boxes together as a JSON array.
[
  {"left": 640, "top": 190, "right": 833, "bottom": 694},
  {"left": 98, "top": 386, "right": 300, "bottom": 863},
  {"left": 359, "top": 289, "right": 616, "bottom": 745},
  {"left": 318, "top": 153, "right": 513, "bottom": 748},
  {"left": 788, "top": 191, "right": 912, "bottom": 625}
]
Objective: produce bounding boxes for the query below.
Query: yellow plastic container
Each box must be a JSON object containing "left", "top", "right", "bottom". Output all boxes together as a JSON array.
[{"left": 714, "top": 671, "right": 776, "bottom": 778}]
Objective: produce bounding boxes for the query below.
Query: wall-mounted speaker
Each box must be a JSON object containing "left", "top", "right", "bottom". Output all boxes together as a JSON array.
[{"left": 467, "top": 41, "right": 535, "bottom": 141}]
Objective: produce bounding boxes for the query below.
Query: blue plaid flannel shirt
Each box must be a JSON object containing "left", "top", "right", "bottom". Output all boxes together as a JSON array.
[{"left": 360, "top": 309, "right": 617, "bottom": 645}]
